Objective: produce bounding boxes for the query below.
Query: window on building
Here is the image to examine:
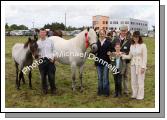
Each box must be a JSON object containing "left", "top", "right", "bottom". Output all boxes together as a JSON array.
[
  {"left": 110, "top": 21, "right": 112, "bottom": 24},
  {"left": 106, "top": 21, "right": 108, "bottom": 24},
  {"left": 113, "top": 21, "right": 118, "bottom": 24},
  {"left": 103, "top": 21, "right": 105, "bottom": 24},
  {"left": 120, "top": 21, "right": 124, "bottom": 24},
  {"left": 110, "top": 27, "right": 113, "bottom": 30},
  {"left": 93, "top": 21, "right": 96, "bottom": 26},
  {"left": 125, "top": 21, "right": 129, "bottom": 24}
]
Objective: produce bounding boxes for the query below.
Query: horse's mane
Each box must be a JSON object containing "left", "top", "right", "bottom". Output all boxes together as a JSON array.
[{"left": 24, "top": 40, "right": 29, "bottom": 48}]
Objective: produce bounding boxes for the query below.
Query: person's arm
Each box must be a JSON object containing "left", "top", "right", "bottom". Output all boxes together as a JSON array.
[
  {"left": 49, "top": 39, "right": 56, "bottom": 62},
  {"left": 36, "top": 40, "right": 42, "bottom": 58},
  {"left": 141, "top": 44, "right": 147, "bottom": 69},
  {"left": 122, "top": 45, "right": 132, "bottom": 59},
  {"left": 125, "top": 39, "right": 131, "bottom": 55}
]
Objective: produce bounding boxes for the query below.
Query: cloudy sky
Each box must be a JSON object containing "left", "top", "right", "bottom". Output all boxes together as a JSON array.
[{"left": 5, "top": 5, "right": 155, "bottom": 30}]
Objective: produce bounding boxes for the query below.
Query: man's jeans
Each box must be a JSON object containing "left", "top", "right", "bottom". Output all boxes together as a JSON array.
[{"left": 97, "top": 65, "right": 110, "bottom": 96}]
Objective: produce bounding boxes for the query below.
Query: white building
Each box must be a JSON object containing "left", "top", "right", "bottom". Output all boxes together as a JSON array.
[{"left": 109, "top": 18, "right": 148, "bottom": 35}]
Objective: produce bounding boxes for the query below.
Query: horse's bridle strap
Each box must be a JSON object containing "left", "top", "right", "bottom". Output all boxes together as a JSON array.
[{"left": 85, "top": 32, "right": 89, "bottom": 48}]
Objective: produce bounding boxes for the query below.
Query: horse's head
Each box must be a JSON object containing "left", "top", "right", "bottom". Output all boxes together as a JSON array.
[
  {"left": 85, "top": 27, "right": 98, "bottom": 53},
  {"left": 25, "top": 37, "right": 39, "bottom": 59}
]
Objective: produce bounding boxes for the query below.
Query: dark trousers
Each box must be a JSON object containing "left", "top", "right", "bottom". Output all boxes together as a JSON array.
[
  {"left": 114, "top": 73, "right": 122, "bottom": 96},
  {"left": 97, "top": 65, "right": 110, "bottom": 96},
  {"left": 38, "top": 58, "right": 56, "bottom": 92}
]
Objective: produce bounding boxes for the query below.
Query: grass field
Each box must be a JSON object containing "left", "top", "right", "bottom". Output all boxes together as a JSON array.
[{"left": 5, "top": 36, "right": 155, "bottom": 108}]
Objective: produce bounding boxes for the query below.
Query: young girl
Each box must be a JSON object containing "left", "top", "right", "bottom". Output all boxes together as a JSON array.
[{"left": 108, "top": 43, "right": 126, "bottom": 97}]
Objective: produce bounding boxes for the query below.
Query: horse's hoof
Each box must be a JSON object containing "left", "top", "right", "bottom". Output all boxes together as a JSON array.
[
  {"left": 16, "top": 87, "right": 20, "bottom": 90},
  {"left": 72, "top": 88, "right": 76, "bottom": 93},
  {"left": 80, "top": 88, "right": 83, "bottom": 93}
]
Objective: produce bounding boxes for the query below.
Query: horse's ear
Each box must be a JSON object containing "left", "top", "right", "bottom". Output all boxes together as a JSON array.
[{"left": 87, "top": 27, "right": 90, "bottom": 32}]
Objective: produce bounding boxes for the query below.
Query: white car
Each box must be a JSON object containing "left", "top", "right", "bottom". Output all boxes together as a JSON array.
[
  {"left": 10, "top": 30, "right": 24, "bottom": 36},
  {"left": 143, "top": 33, "right": 148, "bottom": 37}
]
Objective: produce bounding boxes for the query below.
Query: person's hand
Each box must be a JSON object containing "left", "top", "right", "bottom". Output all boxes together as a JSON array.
[
  {"left": 141, "top": 68, "right": 145, "bottom": 74},
  {"left": 107, "top": 51, "right": 112, "bottom": 55},
  {"left": 121, "top": 54, "right": 125, "bottom": 59}
]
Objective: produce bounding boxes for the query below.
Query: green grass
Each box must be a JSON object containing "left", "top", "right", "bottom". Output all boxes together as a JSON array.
[{"left": 5, "top": 36, "right": 155, "bottom": 108}]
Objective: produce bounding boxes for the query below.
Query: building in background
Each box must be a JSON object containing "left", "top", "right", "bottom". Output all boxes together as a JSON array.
[
  {"left": 92, "top": 15, "right": 109, "bottom": 31},
  {"left": 109, "top": 18, "right": 148, "bottom": 35}
]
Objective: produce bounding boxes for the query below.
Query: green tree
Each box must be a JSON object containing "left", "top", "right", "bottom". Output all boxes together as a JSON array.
[
  {"left": 18, "top": 25, "right": 28, "bottom": 30},
  {"left": 44, "top": 22, "right": 65, "bottom": 31},
  {"left": 5, "top": 23, "right": 9, "bottom": 31},
  {"left": 10, "top": 24, "right": 18, "bottom": 30},
  {"left": 9, "top": 24, "right": 28, "bottom": 30}
]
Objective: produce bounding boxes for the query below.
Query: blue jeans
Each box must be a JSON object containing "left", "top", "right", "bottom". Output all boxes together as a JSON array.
[{"left": 97, "top": 65, "right": 110, "bottom": 96}]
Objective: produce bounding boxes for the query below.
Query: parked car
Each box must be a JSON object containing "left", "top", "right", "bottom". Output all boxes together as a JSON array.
[
  {"left": 143, "top": 33, "right": 148, "bottom": 37},
  {"left": 10, "top": 30, "right": 24, "bottom": 36},
  {"left": 22, "top": 30, "right": 33, "bottom": 36},
  {"left": 5, "top": 31, "right": 10, "bottom": 36}
]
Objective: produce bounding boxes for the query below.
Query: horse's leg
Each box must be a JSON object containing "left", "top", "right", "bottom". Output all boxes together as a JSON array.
[
  {"left": 18, "top": 70, "right": 23, "bottom": 89},
  {"left": 79, "top": 65, "right": 84, "bottom": 92},
  {"left": 15, "top": 62, "right": 19, "bottom": 90},
  {"left": 22, "top": 73, "right": 26, "bottom": 84},
  {"left": 71, "top": 63, "right": 77, "bottom": 92},
  {"left": 28, "top": 70, "right": 32, "bottom": 89}
]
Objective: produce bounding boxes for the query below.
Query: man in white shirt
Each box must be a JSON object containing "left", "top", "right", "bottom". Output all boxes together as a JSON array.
[{"left": 37, "top": 28, "right": 56, "bottom": 95}]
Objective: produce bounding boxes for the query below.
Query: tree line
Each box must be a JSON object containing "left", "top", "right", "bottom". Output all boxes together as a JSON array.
[
  {"left": 5, "top": 23, "right": 28, "bottom": 31},
  {"left": 6, "top": 22, "right": 85, "bottom": 31}
]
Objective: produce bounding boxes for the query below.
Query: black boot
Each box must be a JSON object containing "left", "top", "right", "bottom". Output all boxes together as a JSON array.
[{"left": 42, "top": 89, "right": 48, "bottom": 95}]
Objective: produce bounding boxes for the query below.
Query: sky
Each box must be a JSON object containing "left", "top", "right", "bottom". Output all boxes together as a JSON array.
[{"left": 5, "top": 5, "right": 155, "bottom": 30}]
